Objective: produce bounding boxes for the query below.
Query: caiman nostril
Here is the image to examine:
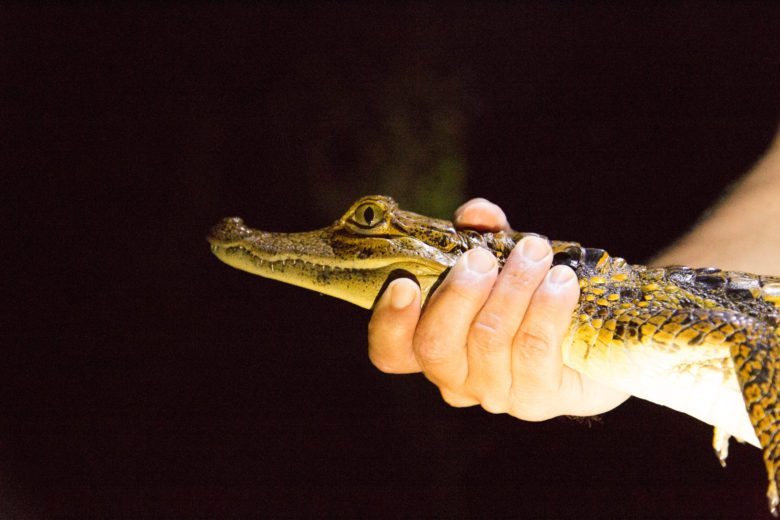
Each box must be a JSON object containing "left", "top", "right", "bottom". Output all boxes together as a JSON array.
[{"left": 208, "top": 216, "right": 254, "bottom": 243}]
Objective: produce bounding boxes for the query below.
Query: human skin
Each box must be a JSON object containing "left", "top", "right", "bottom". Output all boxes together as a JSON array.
[{"left": 368, "top": 128, "right": 780, "bottom": 420}]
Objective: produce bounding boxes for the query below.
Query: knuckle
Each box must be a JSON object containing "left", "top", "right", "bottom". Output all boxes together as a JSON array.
[
  {"left": 440, "top": 389, "right": 476, "bottom": 408},
  {"left": 414, "top": 335, "right": 453, "bottom": 366},
  {"left": 510, "top": 402, "right": 557, "bottom": 422},
  {"left": 469, "top": 312, "right": 511, "bottom": 355},
  {"left": 480, "top": 397, "right": 508, "bottom": 415},
  {"left": 514, "top": 324, "right": 556, "bottom": 358}
]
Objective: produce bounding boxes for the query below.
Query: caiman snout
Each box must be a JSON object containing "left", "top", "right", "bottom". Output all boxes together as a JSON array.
[{"left": 208, "top": 217, "right": 254, "bottom": 244}]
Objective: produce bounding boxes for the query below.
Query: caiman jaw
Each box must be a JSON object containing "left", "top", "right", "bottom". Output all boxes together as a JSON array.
[{"left": 207, "top": 205, "right": 456, "bottom": 309}]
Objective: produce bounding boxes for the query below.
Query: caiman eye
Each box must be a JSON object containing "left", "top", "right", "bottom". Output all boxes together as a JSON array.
[{"left": 352, "top": 202, "right": 385, "bottom": 228}]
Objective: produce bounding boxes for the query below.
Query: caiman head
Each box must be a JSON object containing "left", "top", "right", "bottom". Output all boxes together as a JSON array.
[{"left": 207, "top": 195, "right": 464, "bottom": 309}]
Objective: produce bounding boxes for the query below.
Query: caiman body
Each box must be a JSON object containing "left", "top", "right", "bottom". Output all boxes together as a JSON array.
[{"left": 209, "top": 195, "right": 780, "bottom": 514}]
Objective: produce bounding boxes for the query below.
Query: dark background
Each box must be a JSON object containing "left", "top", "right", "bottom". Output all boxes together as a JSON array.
[{"left": 4, "top": 4, "right": 780, "bottom": 518}]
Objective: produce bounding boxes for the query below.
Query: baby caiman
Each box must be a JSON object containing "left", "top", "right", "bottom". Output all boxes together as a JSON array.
[{"left": 208, "top": 195, "right": 780, "bottom": 514}]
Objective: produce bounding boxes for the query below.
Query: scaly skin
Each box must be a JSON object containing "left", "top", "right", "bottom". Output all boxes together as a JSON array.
[{"left": 209, "top": 195, "right": 780, "bottom": 514}]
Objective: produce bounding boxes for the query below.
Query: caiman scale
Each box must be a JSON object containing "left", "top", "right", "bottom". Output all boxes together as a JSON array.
[{"left": 208, "top": 195, "right": 780, "bottom": 514}]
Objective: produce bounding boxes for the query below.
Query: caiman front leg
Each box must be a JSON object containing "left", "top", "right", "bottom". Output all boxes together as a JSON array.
[{"left": 730, "top": 322, "right": 780, "bottom": 515}]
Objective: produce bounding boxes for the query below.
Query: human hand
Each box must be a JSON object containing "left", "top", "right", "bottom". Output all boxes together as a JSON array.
[{"left": 368, "top": 198, "right": 630, "bottom": 419}]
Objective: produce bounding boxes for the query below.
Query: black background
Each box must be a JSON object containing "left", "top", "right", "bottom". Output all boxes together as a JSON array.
[{"left": 4, "top": 4, "right": 780, "bottom": 518}]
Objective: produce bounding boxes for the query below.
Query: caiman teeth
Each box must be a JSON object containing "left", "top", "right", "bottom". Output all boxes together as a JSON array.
[{"left": 218, "top": 244, "right": 351, "bottom": 274}]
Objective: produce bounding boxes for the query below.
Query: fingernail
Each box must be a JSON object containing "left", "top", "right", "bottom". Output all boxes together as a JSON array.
[
  {"left": 546, "top": 265, "right": 576, "bottom": 287},
  {"left": 454, "top": 198, "right": 489, "bottom": 222},
  {"left": 457, "top": 200, "right": 493, "bottom": 223},
  {"left": 465, "top": 248, "right": 496, "bottom": 274},
  {"left": 390, "top": 280, "right": 417, "bottom": 309},
  {"left": 518, "top": 236, "right": 550, "bottom": 263}
]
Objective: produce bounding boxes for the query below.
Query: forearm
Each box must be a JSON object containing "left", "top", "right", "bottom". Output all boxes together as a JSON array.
[{"left": 650, "top": 130, "right": 780, "bottom": 274}]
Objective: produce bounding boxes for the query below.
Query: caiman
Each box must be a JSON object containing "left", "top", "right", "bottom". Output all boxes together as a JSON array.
[{"left": 208, "top": 194, "right": 780, "bottom": 514}]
